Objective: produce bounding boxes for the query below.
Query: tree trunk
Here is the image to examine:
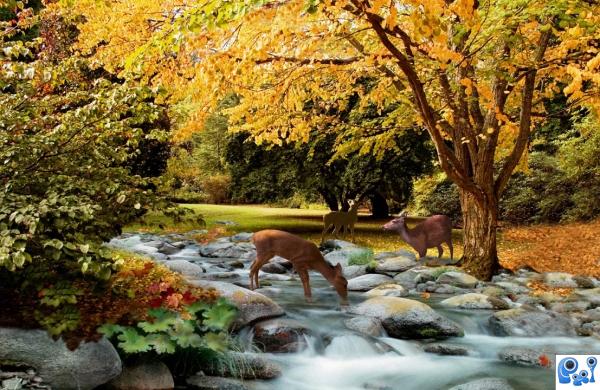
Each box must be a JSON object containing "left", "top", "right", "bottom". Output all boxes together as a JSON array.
[
  {"left": 459, "top": 190, "right": 499, "bottom": 281},
  {"left": 319, "top": 189, "right": 339, "bottom": 211},
  {"left": 369, "top": 192, "right": 389, "bottom": 218}
]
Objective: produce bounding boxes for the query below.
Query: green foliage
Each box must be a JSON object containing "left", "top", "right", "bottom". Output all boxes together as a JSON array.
[
  {"left": 347, "top": 248, "right": 375, "bottom": 266},
  {"left": 0, "top": 4, "right": 191, "bottom": 339},
  {"left": 99, "top": 298, "right": 237, "bottom": 357},
  {"left": 409, "top": 172, "right": 462, "bottom": 223}
]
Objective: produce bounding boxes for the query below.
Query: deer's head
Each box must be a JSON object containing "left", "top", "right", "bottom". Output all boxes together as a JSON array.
[{"left": 382, "top": 211, "right": 408, "bottom": 231}]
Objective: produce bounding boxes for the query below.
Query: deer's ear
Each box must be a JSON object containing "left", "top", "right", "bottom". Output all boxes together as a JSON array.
[{"left": 335, "top": 263, "right": 342, "bottom": 272}]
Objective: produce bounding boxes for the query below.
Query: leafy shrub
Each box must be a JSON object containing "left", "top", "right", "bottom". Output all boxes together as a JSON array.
[
  {"left": 347, "top": 248, "right": 375, "bottom": 266},
  {"left": 201, "top": 174, "right": 232, "bottom": 204},
  {"left": 409, "top": 172, "right": 462, "bottom": 223}
]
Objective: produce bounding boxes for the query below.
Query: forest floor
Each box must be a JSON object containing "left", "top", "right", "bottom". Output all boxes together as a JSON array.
[{"left": 127, "top": 204, "right": 600, "bottom": 277}]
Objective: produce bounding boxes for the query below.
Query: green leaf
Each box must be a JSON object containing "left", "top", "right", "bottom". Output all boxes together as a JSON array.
[
  {"left": 97, "top": 323, "right": 125, "bottom": 338},
  {"left": 203, "top": 332, "right": 229, "bottom": 352},
  {"left": 147, "top": 333, "right": 177, "bottom": 354},
  {"left": 202, "top": 299, "right": 237, "bottom": 331},
  {"left": 117, "top": 328, "right": 151, "bottom": 354},
  {"left": 138, "top": 309, "right": 178, "bottom": 332}
]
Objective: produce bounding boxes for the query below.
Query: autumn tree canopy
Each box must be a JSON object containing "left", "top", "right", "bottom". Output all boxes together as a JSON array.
[{"left": 61, "top": 0, "right": 600, "bottom": 279}]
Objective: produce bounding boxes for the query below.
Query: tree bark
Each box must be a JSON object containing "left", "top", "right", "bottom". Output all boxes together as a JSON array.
[
  {"left": 459, "top": 190, "right": 499, "bottom": 280},
  {"left": 319, "top": 189, "right": 339, "bottom": 211},
  {"left": 369, "top": 192, "right": 389, "bottom": 218}
]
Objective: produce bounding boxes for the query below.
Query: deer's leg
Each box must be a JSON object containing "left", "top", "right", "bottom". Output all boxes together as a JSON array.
[
  {"left": 350, "top": 223, "right": 355, "bottom": 242},
  {"left": 437, "top": 245, "right": 443, "bottom": 258},
  {"left": 249, "top": 254, "right": 268, "bottom": 290},
  {"left": 321, "top": 222, "right": 330, "bottom": 243},
  {"left": 447, "top": 240, "right": 454, "bottom": 261},
  {"left": 297, "top": 268, "right": 312, "bottom": 303}
]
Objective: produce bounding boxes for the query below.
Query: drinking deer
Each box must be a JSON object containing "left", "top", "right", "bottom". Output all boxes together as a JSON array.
[
  {"left": 321, "top": 199, "right": 360, "bottom": 243},
  {"left": 250, "top": 229, "right": 348, "bottom": 303},
  {"left": 383, "top": 212, "right": 453, "bottom": 260}
]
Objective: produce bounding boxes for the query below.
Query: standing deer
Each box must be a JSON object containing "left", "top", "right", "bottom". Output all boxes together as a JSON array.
[
  {"left": 250, "top": 229, "right": 348, "bottom": 303},
  {"left": 383, "top": 212, "right": 453, "bottom": 260},
  {"left": 321, "top": 199, "right": 360, "bottom": 243}
]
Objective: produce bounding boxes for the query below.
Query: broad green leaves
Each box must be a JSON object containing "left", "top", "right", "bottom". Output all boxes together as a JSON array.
[{"left": 99, "top": 300, "right": 237, "bottom": 355}]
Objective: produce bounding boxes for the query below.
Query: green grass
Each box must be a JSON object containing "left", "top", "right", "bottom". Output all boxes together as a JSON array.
[{"left": 126, "top": 203, "right": 466, "bottom": 255}]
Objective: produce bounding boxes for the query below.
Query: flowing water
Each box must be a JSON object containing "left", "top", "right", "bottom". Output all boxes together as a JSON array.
[{"left": 111, "top": 234, "right": 600, "bottom": 390}]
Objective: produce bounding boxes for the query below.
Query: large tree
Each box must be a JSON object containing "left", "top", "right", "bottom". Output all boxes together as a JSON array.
[{"left": 67, "top": 0, "right": 600, "bottom": 279}]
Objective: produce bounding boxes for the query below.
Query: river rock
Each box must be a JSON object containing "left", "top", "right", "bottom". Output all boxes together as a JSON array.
[
  {"left": 543, "top": 272, "right": 578, "bottom": 288},
  {"left": 549, "top": 301, "right": 591, "bottom": 313},
  {"left": 437, "top": 271, "right": 479, "bottom": 288},
  {"left": 498, "top": 347, "right": 554, "bottom": 368},
  {"left": 106, "top": 361, "right": 174, "bottom": 390},
  {"left": 364, "top": 284, "right": 408, "bottom": 298},
  {"left": 324, "top": 247, "right": 373, "bottom": 268},
  {"left": 574, "top": 288, "right": 600, "bottom": 305},
  {"left": 199, "top": 241, "right": 254, "bottom": 258},
  {"left": 203, "top": 352, "right": 281, "bottom": 379},
  {"left": 186, "top": 375, "right": 248, "bottom": 390},
  {"left": 321, "top": 239, "right": 358, "bottom": 250},
  {"left": 440, "top": 293, "right": 510, "bottom": 310},
  {"left": 347, "top": 274, "right": 394, "bottom": 291},
  {"left": 187, "top": 280, "right": 284, "bottom": 328},
  {"left": 344, "top": 317, "right": 384, "bottom": 337},
  {"left": 392, "top": 268, "right": 430, "bottom": 289},
  {"left": 448, "top": 377, "right": 514, "bottom": 390},
  {"left": 488, "top": 308, "right": 576, "bottom": 336},
  {"left": 252, "top": 318, "right": 311, "bottom": 353},
  {"left": 0, "top": 328, "right": 121, "bottom": 390},
  {"left": 573, "top": 275, "right": 596, "bottom": 288},
  {"left": 375, "top": 255, "right": 417, "bottom": 273},
  {"left": 260, "top": 262, "right": 288, "bottom": 274},
  {"left": 423, "top": 343, "right": 469, "bottom": 356},
  {"left": 375, "top": 249, "right": 415, "bottom": 261},
  {"left": 164, "top": 260, "right": 205, "bottom": 277},
  {"left": 157, "top": 242, "right": 181, "bottom": 256},
  {"left": 343, "top": 265, "right": 367, "bottom": 280},
  {"left": 494, "top": 281, "right": 529, "bottom": 294},
  {"left": 349, "top": 296, "right": 464, "bottom": 339},
  {"left": 230, "top": 232, "right": 254, "bottom": 242}
]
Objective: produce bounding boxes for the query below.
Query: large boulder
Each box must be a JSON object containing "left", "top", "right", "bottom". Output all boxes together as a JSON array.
[
  {"left": 448, "top": 378, "right": 514, "bottom": 390},
  {"left": 187, "top": 280, "right": 284, "bottom": 328},
  {"left": 375, "top": 254, "right": 417, "bottom": 273},
  {"left": 106, "top": 361, "right": 174, "bottom": 390},
  {"left": 347, "top": 274, "right": 394, "bottom": 291},
  {"left": 203, "top": 352, "right": 281, "bottom": 379},
  {"left": 324, "top": 247, "right": 373, "bottom": 268},
  {"left": 488, "top": 308, "right": 576, "bottom": 336},
  {"left": 164, "top": 260, "right": 205, "bottom": 278},
  {"left": 349, "top": 296, "right": 464, "bottom": 339},
  {"left": 437, "top": 271, "right": 479, "bottom": 288},
  {"left": 343, "top": 265, "right": 368, "bottom": 280},
  {"left": 0, "top": 328, "right": 121, "bottom": 390},
  {"left": 440, "top": 293, "right": 510, "bottom": 310},
  {"left": 230, "top": 232, "right": 254, "bottom": 242},
  {"left": 252, "top": 318, "right": 311, "bottom": 353},
  {"left": 364, "top": 284, "right": 408, "bottom": 298},
  {"left": 344, "top": 317, "right": 384, "bottom": 337}
]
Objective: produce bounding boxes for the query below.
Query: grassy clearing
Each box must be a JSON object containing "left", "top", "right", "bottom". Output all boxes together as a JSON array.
[
  {"left": 127, "top": 203, "right": 464, "bottom": 255},
  {"left": 127, "top": 203, "right": 600, "bottom": 276}
]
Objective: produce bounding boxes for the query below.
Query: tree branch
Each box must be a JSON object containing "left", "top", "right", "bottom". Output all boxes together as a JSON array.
[{"left": 494, "top": 28, "right": 552, "bottom": 197}]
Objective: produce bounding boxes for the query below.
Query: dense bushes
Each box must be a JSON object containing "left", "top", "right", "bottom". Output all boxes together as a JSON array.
[{"left": 410, "top": 115, "right": 600, "bottom": 225}]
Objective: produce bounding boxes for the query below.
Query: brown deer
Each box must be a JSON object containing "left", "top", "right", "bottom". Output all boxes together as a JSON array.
[
  {"left": 321, "top": 199, "right": 360, "bottom": 243},
  {"left": 250, "top": 229, "right": 348, "bottom": 303},
  {"left": 383, "top": 212, "right": 453, "bottom": 260}
]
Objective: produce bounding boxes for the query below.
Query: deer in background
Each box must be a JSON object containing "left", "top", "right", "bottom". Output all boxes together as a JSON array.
[
  {"left": 321, "top": 199, "right": 360, "bottom": 243},
  {"left": 383, "top": 211, "right": 453, "bottom": 260},
  {"left": 250, "top": 229, "right": 348, "bottom": 304}
]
